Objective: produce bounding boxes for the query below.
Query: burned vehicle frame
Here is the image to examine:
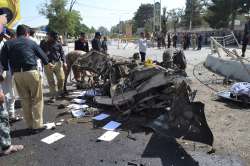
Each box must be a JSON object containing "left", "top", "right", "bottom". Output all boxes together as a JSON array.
[{"left": 66, "top": 50, "right": 213, "bottom": 146}]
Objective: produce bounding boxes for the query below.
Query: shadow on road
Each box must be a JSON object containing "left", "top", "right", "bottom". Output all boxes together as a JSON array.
[
  {"left": 142, "top": 134, "right": 199, "bottom": 166},
  {"left": 10, "top": 129, "right": 33, "bottom": 138}
]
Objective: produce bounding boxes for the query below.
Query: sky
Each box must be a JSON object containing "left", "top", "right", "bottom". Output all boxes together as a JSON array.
[{"left": 20, "top": 0, "right": 185, "bottom": 30}]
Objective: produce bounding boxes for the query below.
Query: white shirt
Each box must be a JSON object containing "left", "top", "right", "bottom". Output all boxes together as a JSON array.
[
  {"left": 29, "top": 36, "right": 40, "bottom": 44},
  {"left": 0, "top": 40, "right": 6, "bottom": 75},
  {"left": 138, "top": 38, "right": 147, "bottom": 53}
]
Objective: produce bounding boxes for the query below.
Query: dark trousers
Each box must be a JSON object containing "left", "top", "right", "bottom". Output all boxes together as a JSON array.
[
  {"left": 242, "top": 44, "right": 247, "bottom": 57},
  {"left": 197, "top": 42, "right": 202, "bottom": 50},
  {"left": 140, "top": 52, "right": 146, "bottom": 62},
  {"left": 168, "top": 41, "right": 171, "bottom": 48},
  {"left": 173, "top": 41, "right": 177, "bottom": 48},
  {"left": 242, "top": 37, "right": 249, "bottom": 57}
]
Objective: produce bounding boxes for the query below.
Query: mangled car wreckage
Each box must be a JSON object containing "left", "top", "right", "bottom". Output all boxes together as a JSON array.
[{"left": 65, "top": 50, "right": 214, "bottom": 146}]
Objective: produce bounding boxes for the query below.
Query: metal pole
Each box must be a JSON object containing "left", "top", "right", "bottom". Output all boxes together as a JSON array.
[
  {"left": 160, "top": 0, "right": 161, "bottom": 32},
  {"left": 153, "top": 0, "right": 155, "bottom": 32},
  {"left": 189, "top": 0, "right": 193, "bottom": 31}
]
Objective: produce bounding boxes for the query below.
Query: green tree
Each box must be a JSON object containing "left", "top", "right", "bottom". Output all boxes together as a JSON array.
[
  {"left": 40, "top": 0, "right": 82, "bottom": 36},
  {"left": 74, "top": 23, "right": 90, "bottom": 37},
  {"left": 205, "top": 0, "right": 250, "bottom": 30},
  {"left": 97, "top": 26, "right": 109, "bottom": 36},
  {"left": 89, "top": 26, "right": 96, "bottom": 33},
  {"left": 133, "top": 4, "right": 154, "bottom": 33},
  {"left": 168, "top": 8, "right": 184, "bottom": 32},
  {"left": 182, "top": 0, "right": 203, "bottom": 29}
]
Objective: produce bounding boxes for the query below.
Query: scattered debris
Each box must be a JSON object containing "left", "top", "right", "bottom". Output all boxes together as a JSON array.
[
  {"left": 67, "top": 104, "right": 89, "bottom": 110},
  {"left": 66, "top": 118, "right": 92, "bottom": 124},
  {"left": 92, "top": 113, "right": 110, "bottom": 121},
  {"left": 72, "top": 98, "right": 86, "bottom": 104},
  {"left": 41, "top": 133, "right": 65, "bottom": 144},
  {"left": 44, "top": 122, "right": 56, "bottom": 130},
  {"left": 98, "top": 131, "right": 120, "bottom": 141},
  {"left": 92, "top": 113, "right": 111, "bottom": 128},
  {"left": 102, "top": 121, "right": 121, "bottom": 131},
  {"left": 68, "top": 50, "right": 214, "bottom": 146},
  {"left": 71, "top": 110, "right": 86, "bottom": 118},
  {"left": 55, "top": 122, "right": 63, "bottom": 126},
  {"left": 85, "top": 89, "right": 102, "bottom": 97}
]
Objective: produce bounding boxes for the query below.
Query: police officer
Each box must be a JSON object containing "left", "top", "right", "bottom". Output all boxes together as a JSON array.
[
  {"left": 0, "top": 25, "right": 51, "bottom": 133},
  {"left": 75, "top": 32, "right": 89, "bottom": 52},
  {"left": 91, "top": 32, "right": 102, "bottom": 51},
  {"left": 101, "top": 36, "right": 108, "bottom": 54},
  {"left": 242, "top": 18, "right": 250, "bottom": 57},
  {"left": 43, "top": 31, "right": 66, "bottom": 102}
]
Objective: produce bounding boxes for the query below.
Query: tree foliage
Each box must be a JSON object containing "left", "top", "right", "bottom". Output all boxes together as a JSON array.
[
  {"left": 168, "top": 8, "right": 184, "bottom": 32},
  {"left": 133, "top": 4, "right": 154, "bottom": 32},
  {"left": 97, "top": 26, "right": 109, "bottom": 36},
  {"left": 182, "top": 0, "right": 203, "bottom": 28},
  {"left": 205, "top": 0, "right": 250, "bottom": 30},
  {"left": 39, "top": 0, "right": 83, "bottom": 36}
]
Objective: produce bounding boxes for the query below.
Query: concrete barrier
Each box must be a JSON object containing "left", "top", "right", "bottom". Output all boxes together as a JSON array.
[{"left": 205, "top": 54, "right": 250, "bottom": 82}]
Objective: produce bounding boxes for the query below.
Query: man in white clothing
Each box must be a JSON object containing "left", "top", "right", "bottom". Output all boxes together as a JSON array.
[
  {"left": 0, "top": 33, "right": 20, "bottom": 122},
  {"left": 138, "top": 32, "right": 147, "bottom": 62}
]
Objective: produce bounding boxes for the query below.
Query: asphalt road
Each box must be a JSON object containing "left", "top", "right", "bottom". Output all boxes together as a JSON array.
[
  {"left": 0, "top": 87, "right": 246, "bottom": 166},
  {"left": 0, "top": 45, "right": 248, "bottom": 166}
]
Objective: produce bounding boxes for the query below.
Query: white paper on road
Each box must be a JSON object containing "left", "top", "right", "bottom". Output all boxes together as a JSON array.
[
  {"left": 102, "top": 121, "right": 121, "bottom": 131},
  {"left": 44, "top": 122, "right": 56, "bottom": 130},
  {"left": 92, "top": 113, "right": 110, "bottom": 121},
  {"left": 41, "top": 133, "right": 65, "bottom": 144},
  {"left": 71, "top": 110, "right": 86, "bottom": 118},
  {"left": 98, "top": 131, "right": 120, "bottom": 141},
  {"left": 67, "top": 104, "right": 89, "bottom": 110},
  {"left": 69, "top": 91, "right": 86, "bottom": 97},
  {"left": 72, "top": 91, "right": 86, "bottom": 95},
  {"left": 72, "top": 98, "right": 86, "bottom": 104}
]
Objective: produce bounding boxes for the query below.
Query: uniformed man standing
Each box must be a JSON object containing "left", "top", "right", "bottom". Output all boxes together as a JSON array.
[
  {"left": 242, "top": 18, "right": 250, "bottom": 57},
  {"left": 75, "top": 32, "right": 89, "bottom": 52},
  {"left": 101, "top": 36, "right": 108, "bottom": 54},
  {"left": 43, "top": 31, "right": 66, "bottom": 102},
  {"left": 91, "top": 32, "right": 102, "bottom": 51},
  {"left": 0, "top": 25, "right": 51, "bottom": 132}
]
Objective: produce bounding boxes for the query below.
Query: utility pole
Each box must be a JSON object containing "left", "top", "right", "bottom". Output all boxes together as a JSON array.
[
  {"left": 153, "top": 0, "right": 155, "bottom": 32},
  {"left": 189, "top": 0, "right": 193, "bottom": 31},
  {"left": 160, "top": 0, "right": 162, "bottom": 32}
]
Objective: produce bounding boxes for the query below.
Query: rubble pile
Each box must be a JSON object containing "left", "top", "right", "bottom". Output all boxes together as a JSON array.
[{"left": 69, "top": 50, "right": 214, "bottom": 146}]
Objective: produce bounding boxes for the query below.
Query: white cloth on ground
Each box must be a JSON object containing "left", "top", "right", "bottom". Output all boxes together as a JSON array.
[{"left": 230, "top": 82, "right": 250, "bottom": 97}]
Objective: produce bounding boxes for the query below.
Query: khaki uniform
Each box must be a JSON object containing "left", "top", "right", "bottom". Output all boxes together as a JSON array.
[
  {"left": 44, "top": 61, "right": 65, "bottom": 97},
  {"left": 14, "top": 70, "right": 43, "bottom": 129}
]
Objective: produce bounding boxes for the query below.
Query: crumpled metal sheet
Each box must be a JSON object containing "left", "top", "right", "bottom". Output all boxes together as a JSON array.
[
  {"left": 147, "top": 102, "right": 213, "bottom": 146},
  {"left": 73, "top": 50, "right": 214, "bottom": 146}
]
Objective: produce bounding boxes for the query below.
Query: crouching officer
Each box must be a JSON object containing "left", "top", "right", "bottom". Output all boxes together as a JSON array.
[
  {"left": 0, "top": 25, "right": 52, "bottom": 132},
  {"left": 42, "top": 31, "right": 66, "bottom": 102}
]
